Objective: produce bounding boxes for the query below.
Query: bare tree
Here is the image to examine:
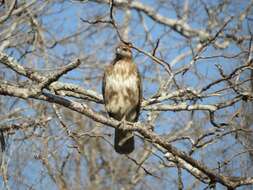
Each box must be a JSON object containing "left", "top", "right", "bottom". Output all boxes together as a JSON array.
[{"left": 0, "top": 0, "right": 253, "bottom": 189}]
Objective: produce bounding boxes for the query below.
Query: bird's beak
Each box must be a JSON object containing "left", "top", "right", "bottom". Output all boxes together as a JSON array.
[{"left": 116, "top": 47, "right": 121, "bottom": 54}]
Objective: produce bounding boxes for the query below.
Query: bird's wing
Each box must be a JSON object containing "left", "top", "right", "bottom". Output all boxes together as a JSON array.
[
  {"left": 135, "top": 68, "right": 142, "bottom": 121},
  {"left": 102, "top": 68, "right": 106, "bottom": 103},
  {"left": 102, "top": 64, "right": 113, "bottom": 105}
]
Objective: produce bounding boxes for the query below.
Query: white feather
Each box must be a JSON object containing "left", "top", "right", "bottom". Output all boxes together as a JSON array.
[{"left": 105, "top": 61, "right": 139, "bottom": 117}]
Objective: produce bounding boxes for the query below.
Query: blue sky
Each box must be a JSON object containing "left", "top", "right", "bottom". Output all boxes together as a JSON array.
[{"left": 1, "top": 0, "right": 253, "bottom": 189}]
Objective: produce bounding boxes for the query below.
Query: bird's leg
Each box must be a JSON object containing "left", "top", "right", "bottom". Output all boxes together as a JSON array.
[
  {"left": 119, "top": 115, "right": 126, "bottom": 129},
  {"left": 118, "top": 115, "right": 133, "bottom": 146}
]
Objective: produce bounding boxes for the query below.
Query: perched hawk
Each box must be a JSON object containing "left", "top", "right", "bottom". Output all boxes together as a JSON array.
[{"left": 102, "top": 43, "right": 142, "bottom": 154}]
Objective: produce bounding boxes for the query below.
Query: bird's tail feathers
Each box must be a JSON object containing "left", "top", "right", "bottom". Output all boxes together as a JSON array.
[{"left": 114, "top": 129, "right": 134, "bottom": 154}]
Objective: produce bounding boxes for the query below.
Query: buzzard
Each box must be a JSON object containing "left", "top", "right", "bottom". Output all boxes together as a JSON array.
[{"left": 102, "top": 43, "right": 142, "bottom": 154}]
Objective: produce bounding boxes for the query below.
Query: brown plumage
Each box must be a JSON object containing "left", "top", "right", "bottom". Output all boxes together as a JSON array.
[{"left": 102, "top": 43, "right": 142, "bottom": 154}]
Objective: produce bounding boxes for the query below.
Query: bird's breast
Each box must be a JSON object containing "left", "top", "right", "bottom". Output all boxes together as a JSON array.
[{"left": 104, "top": 63, "right": 139, "bottom": 119}]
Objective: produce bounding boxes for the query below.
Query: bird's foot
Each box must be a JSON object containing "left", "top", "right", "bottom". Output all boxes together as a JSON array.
[{"left": 118, "top": 118, "right": 133, "bottom": 146}]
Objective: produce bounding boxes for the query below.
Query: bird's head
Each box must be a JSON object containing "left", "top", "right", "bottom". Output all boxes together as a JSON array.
[{"left": 115, "top": 43, "right": 132, "bottom": 59}]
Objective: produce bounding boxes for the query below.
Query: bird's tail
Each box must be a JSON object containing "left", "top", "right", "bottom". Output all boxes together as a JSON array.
[{"left": 114, "top": 129, "right": 134, "bottom": 154}]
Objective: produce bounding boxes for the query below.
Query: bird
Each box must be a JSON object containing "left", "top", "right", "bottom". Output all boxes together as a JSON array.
[{"left": 102, "top": 43, "right": 142, "bottom": 154}]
